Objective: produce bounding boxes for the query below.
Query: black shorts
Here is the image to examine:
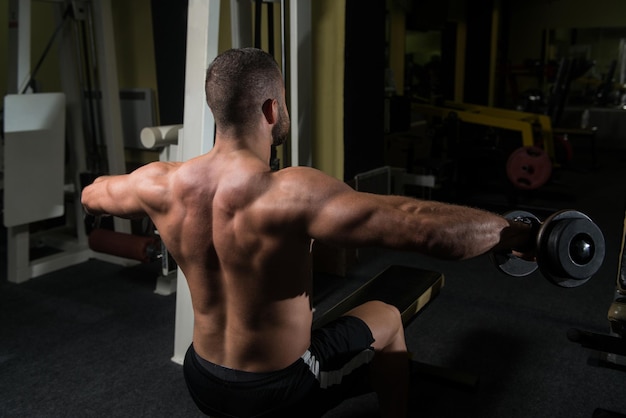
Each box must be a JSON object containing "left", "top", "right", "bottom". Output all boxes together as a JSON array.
[{"left": 183, "top": 315, "right": 375, "bottom": 418}]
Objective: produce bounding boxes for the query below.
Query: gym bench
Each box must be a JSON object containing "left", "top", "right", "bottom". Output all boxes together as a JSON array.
[{"left": 313, "top": 265, "right": 444, "bottom": 330}]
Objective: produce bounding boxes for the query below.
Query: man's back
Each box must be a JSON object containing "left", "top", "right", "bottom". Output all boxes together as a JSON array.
[{"left": 145, "top": 149, "right": 314, "bottom": 373}]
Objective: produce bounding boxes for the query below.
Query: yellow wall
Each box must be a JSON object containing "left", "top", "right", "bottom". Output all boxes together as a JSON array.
[
  {"left": 30, "top": 3, "right": 61, "bottom": 93},
  {"left": 312, "top": 0, "right": 345, "bottom": 179},
  {"left": 0, "top": 1, "right": 157, "bottom": 95},
  {"left": 110, "top": 0, "right": 157, "bottom": 93},
  {"left": 1, "top": 1, "right": 63, "bottom": 95}
]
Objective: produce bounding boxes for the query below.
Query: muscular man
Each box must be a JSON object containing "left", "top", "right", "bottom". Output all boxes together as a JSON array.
[{"left": 81, "top": 48, "right": 534, "bottom": 417}]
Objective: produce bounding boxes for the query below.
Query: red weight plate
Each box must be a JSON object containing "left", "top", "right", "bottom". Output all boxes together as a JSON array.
[{"left": 506, "top": 146, "right": 552, "bottom": 190}]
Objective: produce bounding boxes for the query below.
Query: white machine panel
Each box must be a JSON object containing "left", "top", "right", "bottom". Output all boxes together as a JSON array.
[{"left": 3, "top": 93, "right": 66, "bottom": 227}]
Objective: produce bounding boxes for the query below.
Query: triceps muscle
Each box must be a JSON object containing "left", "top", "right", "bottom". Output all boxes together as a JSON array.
[
  {"left": 307, "top": 191, "right": 418, "bottom": 249},
  {"left": 83, "top": 174, "right": 146, "bottom": 218}
]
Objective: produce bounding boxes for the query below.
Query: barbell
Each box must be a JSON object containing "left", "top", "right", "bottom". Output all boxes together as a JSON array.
[{"left": 491, "top": 209, "right": 605, "bottom": 288}]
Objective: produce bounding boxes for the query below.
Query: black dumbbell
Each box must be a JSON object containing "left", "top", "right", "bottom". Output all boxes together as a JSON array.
[{"left": 492, "top": 209, "right": 605, "bottom": 288}]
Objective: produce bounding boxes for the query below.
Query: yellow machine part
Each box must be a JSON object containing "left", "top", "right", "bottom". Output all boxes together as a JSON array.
[{"left": 412, "top": 101, "right": 556, "bottom": 161}]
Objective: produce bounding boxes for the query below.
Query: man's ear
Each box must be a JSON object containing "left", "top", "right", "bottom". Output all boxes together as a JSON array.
[{"left": 262, "top": 98, "right": 278, "bottom": 124}]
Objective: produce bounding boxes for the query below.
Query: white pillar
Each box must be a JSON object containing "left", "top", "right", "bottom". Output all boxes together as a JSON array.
[
  {"left": 230, "top": 0, "right": 252, "bottom": 48},
  {"left": 6, "top": 0, "right": 31, "bottom": 283},
  {"left": 91, "top": 0, "right": 130, "bottom": 234},
  {"left": 7, "top": 0, "right": 31, "bottom": 94},
  {"left": 289, "top": 0, "right": 312, "bottom": 167},
  {"left": 56, "top": 3, "right": 88, "bottom": 248},
  {"left": 172, "top": 0, "right": 221, "bottom": 365}
]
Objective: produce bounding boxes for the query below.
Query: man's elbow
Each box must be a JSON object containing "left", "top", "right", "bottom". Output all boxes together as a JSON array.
[
  {"left": 80, "top": 186, "right": 98, "bottom": 216},
  {"left": 80, "top": 196, "right": 93, "bottom": 215}
]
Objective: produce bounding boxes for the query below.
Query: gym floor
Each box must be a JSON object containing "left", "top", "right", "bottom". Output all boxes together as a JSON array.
[{"left": 1, "top": 146, "right": 626, "bottom": 417}]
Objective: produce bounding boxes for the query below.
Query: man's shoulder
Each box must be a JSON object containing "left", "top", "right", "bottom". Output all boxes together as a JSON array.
[
  {"left": 133, "top": 160, "right": 181, "bottom": 182},
  {"left": 273, "top": 166, "right": 332, "bottom": 183},
  {"left": 273, "top": 166, "right": 350, "bottom": 193}
]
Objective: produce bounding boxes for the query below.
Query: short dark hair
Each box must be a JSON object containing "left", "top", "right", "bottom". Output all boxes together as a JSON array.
[{"left": 205, "top": 48, "right": 283, "bottom": 130}]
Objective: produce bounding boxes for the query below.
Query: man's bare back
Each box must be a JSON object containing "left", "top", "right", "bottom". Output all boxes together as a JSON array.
[
  {"left": 156, "top": 150, "right": 317, "bottom": 372},
  {"left": 84, "top": 146, "right": 325, "bottom": 371}
]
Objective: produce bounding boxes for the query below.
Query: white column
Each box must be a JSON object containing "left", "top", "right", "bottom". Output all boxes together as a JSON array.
[
  {"left": 56, "top": 3, "right": 88, "bottom": 248},
  {"left": 6, "top": 0, "right": 31, "bottom": 283},
  {"left": 91, "top": 0, "right": 130, "bottom": 234},
  {"left": 289, "top": 0, "right": 312, "bottom": 167},
  {"left": 172, "top": 0, "right": 221, "bottom": 365},
  {"left": 230, "top": 0, "right": 252, "bottom": 48},
  {"left": 7, "top": 0, "right": 31, "bottom": 94}
]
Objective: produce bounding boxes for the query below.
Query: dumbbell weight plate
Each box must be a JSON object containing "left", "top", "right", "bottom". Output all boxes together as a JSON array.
[
  {"left": 492, "top": 210, "right": 540, "bottom": 277},
  {"left": 537, "top": 210, "right": 605, "bottom": 288}
]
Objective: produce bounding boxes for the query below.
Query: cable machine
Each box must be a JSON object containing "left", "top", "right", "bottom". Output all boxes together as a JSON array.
[{"left": 3, "top": 0, "right": 130, "bottom": 283}]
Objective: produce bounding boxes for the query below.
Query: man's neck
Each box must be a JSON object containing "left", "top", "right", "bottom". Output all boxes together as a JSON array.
[{"left": 214, "top": 132, "right": 272, "bottom": 165}]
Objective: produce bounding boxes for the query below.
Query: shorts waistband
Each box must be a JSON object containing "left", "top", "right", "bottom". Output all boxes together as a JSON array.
[{"left": 192, "top": 347, "right": 308, "bottom": 383}]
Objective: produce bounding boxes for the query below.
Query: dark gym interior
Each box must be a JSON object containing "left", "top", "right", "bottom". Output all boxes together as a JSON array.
[{"left": 3, "top": 1, "right": 626, "bottom": 417}]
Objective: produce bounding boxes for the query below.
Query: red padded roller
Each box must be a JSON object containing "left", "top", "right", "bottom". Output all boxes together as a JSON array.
[{"left": 88, "top": 229, "right": 159, "bottom": 263}]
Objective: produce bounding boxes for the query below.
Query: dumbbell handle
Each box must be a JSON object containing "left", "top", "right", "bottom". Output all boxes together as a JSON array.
[
  {"left": 509, "top": 215, "right": 541, "bottom": 254},
  {"left": 492, "top": 211, "right": 541, "bottom": 277}
]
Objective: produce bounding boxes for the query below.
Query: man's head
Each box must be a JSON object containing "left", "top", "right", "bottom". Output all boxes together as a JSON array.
[{"left": 205, "top": 48, "right": 289, "bottom": 146}]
